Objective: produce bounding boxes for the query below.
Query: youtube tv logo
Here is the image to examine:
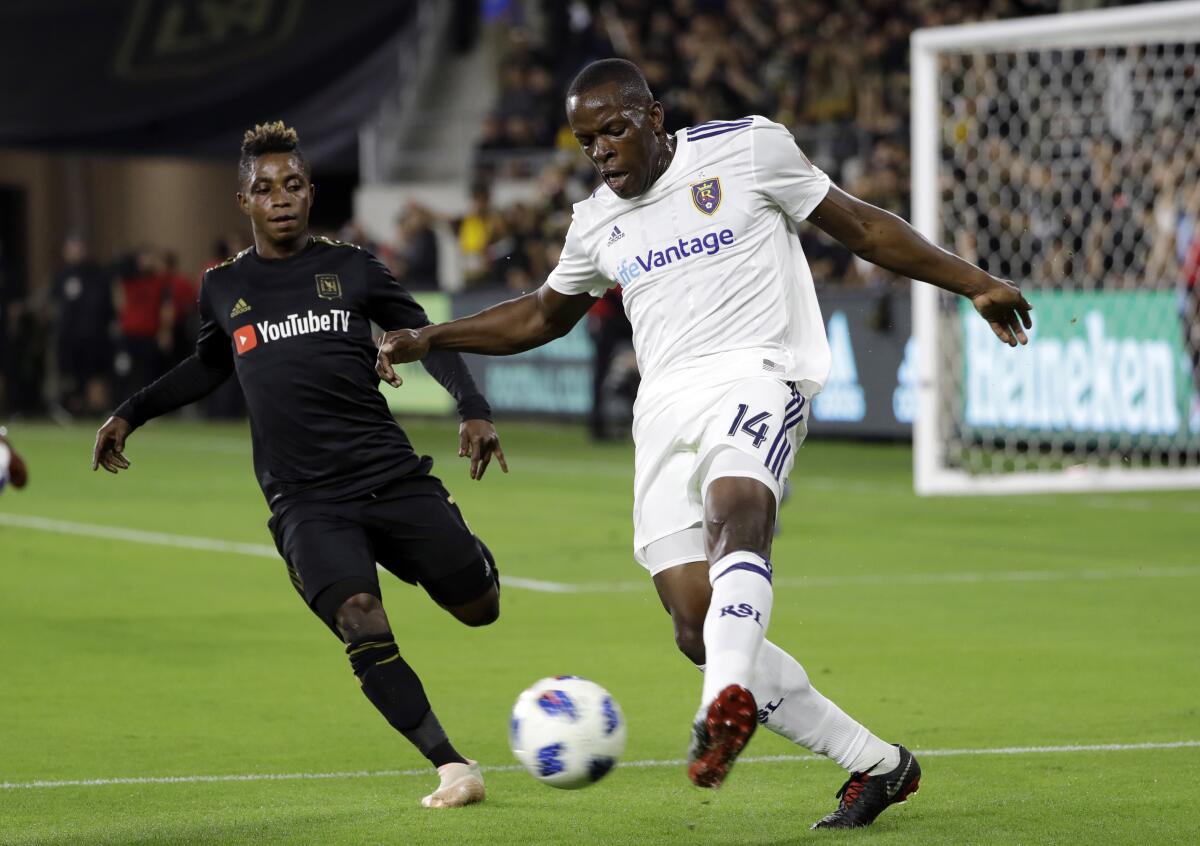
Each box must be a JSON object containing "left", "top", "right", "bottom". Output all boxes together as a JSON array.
[{"left": 233, "top": 325, "right": 258, "bottom": 355}]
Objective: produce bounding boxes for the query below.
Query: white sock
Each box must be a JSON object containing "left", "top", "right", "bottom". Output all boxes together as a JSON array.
[
  {"left": 700, "top": 552, "right": 774, "bottom": 707},
  {"left": 750, "top": 640, "right": 899, "bottom": 774}
]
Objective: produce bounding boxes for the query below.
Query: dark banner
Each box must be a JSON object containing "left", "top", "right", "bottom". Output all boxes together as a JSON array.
[
  {"left": 0, "top": 0, "right": 415, "bottom": 161},
  {"left": 807, "top": 289, "right": 913, "bottom": 437},
  {"left": 440, "top": 287, "right": 915, "bottom": 437},
  {"left": 452, "top": 289, "right": 595, "bottom": 417}
]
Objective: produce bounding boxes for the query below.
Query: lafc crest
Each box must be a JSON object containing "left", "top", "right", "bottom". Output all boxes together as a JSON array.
[
  {"left": 315, "top": 274, "right": 342, "bottom": 300},
  {"left": 691, "top": 178, "right": 722, "bottom": 215}
]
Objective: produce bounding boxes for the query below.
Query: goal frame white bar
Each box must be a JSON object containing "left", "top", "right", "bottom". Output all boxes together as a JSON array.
[{"left": 910, "top": 0, "right": 1200, "bottom": 496}]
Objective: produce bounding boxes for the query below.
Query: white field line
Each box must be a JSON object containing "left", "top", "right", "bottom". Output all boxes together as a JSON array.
[
  {"left": 2, "top": 513, "right": 1197, "bottom": 595},
  {"left": 0, "top": 513, "right": 279, "bottom": 558},
  {"left": 3, "top": 740, "right": 1196, "bottom": 791}
]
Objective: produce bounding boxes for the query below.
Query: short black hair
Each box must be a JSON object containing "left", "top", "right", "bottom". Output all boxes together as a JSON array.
[
  {"left": 566, "top": 58, "right": 652, "bottom": 107},
  {"left": 238, "top": 120, "right": 309, "bottom": 186}
]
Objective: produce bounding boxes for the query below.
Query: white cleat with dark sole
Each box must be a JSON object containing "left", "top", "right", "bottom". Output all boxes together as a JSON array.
[{"left": 420, "top": 760, "right": 486, "bottom": 809}]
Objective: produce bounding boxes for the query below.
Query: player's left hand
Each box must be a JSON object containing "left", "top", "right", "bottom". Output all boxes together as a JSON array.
[
  {"left": 459, "top": 419, "right": 508, "bottom": 480},
  {"left": 972, "top": 278, "right": 1034, "bottom": 347}
]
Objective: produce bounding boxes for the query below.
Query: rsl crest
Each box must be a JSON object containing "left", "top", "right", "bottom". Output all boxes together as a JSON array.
[
  {"left": 315, "top": 274, "right": 342, "bottom": 300},
  {"left": 690, "top": 177, "right": 722, "bottom": 216}
]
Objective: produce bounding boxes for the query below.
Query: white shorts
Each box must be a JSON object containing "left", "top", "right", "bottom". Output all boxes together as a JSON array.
[{"left": 632, "top": 377, "right": 809, "bottom": 575}]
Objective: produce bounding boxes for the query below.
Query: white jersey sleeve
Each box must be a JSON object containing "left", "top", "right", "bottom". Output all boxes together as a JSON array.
[
  {"left": 750, "top": 121, "right": 831, "bottom": 223},
  {"left": 546, "top": 219, "right": 609, "bottom": 298}
]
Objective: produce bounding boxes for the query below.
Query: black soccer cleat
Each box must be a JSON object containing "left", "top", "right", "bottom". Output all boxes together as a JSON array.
[{"left": 811, "top": 744, "right": 921, "bottom": 829}]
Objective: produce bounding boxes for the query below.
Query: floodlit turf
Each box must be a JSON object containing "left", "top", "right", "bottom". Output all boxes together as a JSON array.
[{"left": 1, "top": 419, "right": 1197, "bottom": 845}]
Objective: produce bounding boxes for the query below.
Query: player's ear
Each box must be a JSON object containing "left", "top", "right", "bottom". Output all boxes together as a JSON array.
[
  {"left": 649, "top": 100, "right": 665, "bottom": 132},
  {"left": 236, "top": 191, "right": 250, "bottom": 217}
]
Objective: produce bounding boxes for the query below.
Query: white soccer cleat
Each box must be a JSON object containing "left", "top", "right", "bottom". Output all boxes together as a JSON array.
[{"left": 420, "top": 760, "right": 485, "bottom": 809}]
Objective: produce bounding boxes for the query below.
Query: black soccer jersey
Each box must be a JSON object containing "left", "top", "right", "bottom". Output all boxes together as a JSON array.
[{"left": 116, "top": 237, "right": 489, "bottom": 508}]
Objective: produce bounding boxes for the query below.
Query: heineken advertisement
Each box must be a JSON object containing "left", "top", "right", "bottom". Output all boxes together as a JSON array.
[{"left": 962, "top": 290, "right": 1199, "bottom": 442}]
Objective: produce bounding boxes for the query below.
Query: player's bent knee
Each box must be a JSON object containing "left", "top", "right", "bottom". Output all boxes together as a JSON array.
[
  {"left": 447, "top": 584, "right": 500, "bottom": 627},
  {"left": 334, "top": 592, "right": 388, "bottom": 639},
  {"left": 674, "top": 622, "right": 706, "bottom": 665}
]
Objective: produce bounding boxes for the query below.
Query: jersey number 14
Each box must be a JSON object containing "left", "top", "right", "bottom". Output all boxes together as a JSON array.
[{"left": 728, "top": 404, "right": 771, "bottom": 448}]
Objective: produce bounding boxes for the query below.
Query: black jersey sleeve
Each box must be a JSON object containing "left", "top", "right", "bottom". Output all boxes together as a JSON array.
[
  {"left": 363, "top": 253, "right": 492, "bottom": 421},
  {"left": 113, "top": 277, "right": 234, "bottom": 428}
]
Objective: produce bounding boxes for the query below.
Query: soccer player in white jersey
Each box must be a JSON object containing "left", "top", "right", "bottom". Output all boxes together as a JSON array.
[
  {"left": 378, "top": 59, "right": 1032, "bottom": 829},
  {"left": 0, "top": 427, "right": 28, "bottom": 494}
]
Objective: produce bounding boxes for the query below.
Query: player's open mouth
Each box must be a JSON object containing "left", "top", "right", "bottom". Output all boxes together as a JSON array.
[
  {"left": 603, "top": 171, "right": 628, "bottom": 191},
  {"left": 270, "top": 215, "right": 298, "bottom": 226}
]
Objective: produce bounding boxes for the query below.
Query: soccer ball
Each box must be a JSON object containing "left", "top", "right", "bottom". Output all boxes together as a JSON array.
[{"left": 509, "top": 676, "right": 626, "bottom": 789}]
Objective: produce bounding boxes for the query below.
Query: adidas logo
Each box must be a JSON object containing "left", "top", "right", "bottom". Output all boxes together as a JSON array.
[
  {"left": 607, "top": 225, "right": 626, "bottom": 246},
  {"left": 229, "top": 298, "right": 251, "bottom": 318}
]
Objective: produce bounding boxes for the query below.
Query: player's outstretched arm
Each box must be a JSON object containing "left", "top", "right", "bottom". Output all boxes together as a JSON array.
[
  {"left": 377, "top": 284, "right": 595, "bottom": 386},
  {"left": 92, "top": 353, "right": 233, "bottom": 473},
  {"left": 809, "top": 185, "right": 1034, "bottom": 347}
]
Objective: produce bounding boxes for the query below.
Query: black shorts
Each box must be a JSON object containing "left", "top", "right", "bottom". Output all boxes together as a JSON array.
[{"left": 267, "top": 473, "right": 496, "bottom": 623}]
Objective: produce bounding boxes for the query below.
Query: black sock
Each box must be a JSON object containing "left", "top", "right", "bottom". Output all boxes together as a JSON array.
[{"left": 346, "top": 631, "right": 468, "bottom": 768}]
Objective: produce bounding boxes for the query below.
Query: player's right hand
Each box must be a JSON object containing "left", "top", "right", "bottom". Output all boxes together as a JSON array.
[
  {"left": 92, "top": 416, "right": 133, "bottom": 474},
  {"left": 376, "top": 328, "right": 431, "bottom": 387}
]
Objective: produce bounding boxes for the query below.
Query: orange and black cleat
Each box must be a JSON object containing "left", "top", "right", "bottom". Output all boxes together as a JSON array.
[
  {"left": 687, "top": 684, "right": 758, "bottom": 789},
  {"left": 811, "top": 744, "right": 921, "bottom": 829}
]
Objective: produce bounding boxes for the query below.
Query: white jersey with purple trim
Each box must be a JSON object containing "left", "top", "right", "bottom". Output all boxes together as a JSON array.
[{"left": 546, "top": 115, "right": 833, "bottom": 407}]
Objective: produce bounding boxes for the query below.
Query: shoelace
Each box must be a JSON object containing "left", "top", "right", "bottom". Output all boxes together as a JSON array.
[
  {"left": 834, "top": 756, "right": 886, "bottom": 809},
  {"left": 835, "top": 772, "right": 870, "bottom": 808}
]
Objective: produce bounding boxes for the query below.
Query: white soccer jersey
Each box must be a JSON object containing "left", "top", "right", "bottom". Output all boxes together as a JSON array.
[{"left": 547, "top": 115, "right": 833, "bottom": 406}]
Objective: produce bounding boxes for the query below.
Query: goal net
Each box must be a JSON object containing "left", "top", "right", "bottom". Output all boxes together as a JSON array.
[{"left": 910, "top": 1, "right": 1200, "bottom": 494}]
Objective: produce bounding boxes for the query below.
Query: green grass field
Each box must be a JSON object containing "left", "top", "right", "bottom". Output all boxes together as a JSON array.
[{"left": 1, "top": 419, "right": 1197, "bottom": 845}]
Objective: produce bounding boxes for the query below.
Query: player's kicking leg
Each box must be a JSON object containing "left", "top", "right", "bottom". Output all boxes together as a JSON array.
[
  {"left": 366, "top": 477, "right": 503, "bottom": 808},
  {"left": 640, "top": 378, "right": 918, "bottom": 824},
  {"left": 684, "top": 474, "right": 775, "bottom": 788},
  {"left": 270, "top": 493, "right": 494, "bottom": 810},
  {"left": 655, "top": 550, "right": 919, "bottom": 824},
  {"left": 326, "top": 585, "right": 490, "bottom": 810}
]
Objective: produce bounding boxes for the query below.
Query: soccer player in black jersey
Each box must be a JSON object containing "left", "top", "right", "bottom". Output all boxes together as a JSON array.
[{"left": 92, "top": 122, "right": 503, "bottom": 809}]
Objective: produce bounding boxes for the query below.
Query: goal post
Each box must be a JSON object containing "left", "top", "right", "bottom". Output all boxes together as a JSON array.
[{"left": 910, "top": 1, "right": 1200, "bottom": 495}]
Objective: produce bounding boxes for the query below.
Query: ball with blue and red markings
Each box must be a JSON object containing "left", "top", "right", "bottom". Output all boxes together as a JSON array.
[{"left": 509, "top": 676, "right": 626, "bottom": 789}]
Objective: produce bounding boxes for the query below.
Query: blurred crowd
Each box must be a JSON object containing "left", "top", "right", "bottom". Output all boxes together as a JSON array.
[
  {"left": 1, "top": 235, "right": 251, "bottom": 419},
  {"left": 455, "top": 0, "right": 1197, "bottom": 295},
  {"left": 458, "top": 0, "right": 1064, "bottom": 293}
]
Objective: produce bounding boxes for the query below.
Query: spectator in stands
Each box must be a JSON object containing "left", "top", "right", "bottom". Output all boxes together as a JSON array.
[
  {"left": 114, "top": 246, "right": 170, "bottom": 401},
  {"left": 163, "top": 250, "right": 199, "bottom": 369},
  {"left": 391, "top": 203, "right": 440, "bottom": 291},
  {"left": 338, "top": 221, "right": 380, "bottom": 255},
  {"left": 2, "top": 239, "right": 47, "bottom": 416},
  {"left": 458, "top": 183, "right": 499, "bottom": 287},
  {"left": 50, "top": 235, "right": 114, "bottom": 416},
  {"left": 1182, "top": 215, "right": 1200, "bottom": 428}
]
